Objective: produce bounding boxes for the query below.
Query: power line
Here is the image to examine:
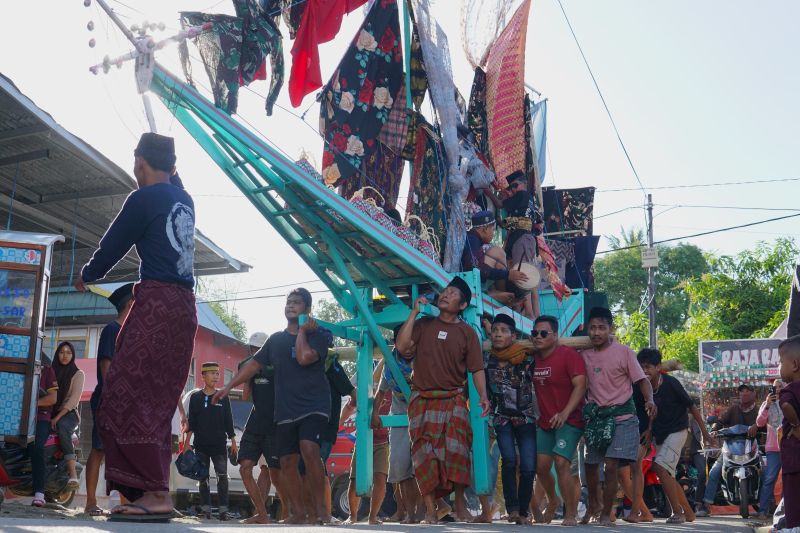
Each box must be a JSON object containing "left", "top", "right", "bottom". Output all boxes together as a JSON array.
[
  {"left": 597, "top": 176, "right": 800, "bottom": 193},
  {"left": 200, "top": 289, "right": 332, "bottom": 304},
  {"left": 596, "top": 212, "right": 800, "bottom": 254},
  {"left": 656, "top": 203, "right": 800, "bottom": 212},
  {"left": 556, "top": 0, "right": 647, "bottom": 197}
]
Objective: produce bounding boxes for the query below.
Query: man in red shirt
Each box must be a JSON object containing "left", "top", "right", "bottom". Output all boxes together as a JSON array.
[{"left": 531, "top": 315, "right": 587, "bottom": 526}]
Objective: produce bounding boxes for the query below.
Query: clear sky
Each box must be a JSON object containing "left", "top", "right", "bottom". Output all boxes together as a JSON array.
[{"left": 3, "top": 0, "right": 799, "bottom": 337}]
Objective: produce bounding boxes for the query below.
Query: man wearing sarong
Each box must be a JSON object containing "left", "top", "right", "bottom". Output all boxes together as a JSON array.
[
  {"left": 76, "top": 133, "right": 197, "bottom": 522},
  {"left": 395, "top": 276, "right": 490, "bottom": 524},
  {"left": 580, "top": 307, "right": 655, "bottom": 527}
]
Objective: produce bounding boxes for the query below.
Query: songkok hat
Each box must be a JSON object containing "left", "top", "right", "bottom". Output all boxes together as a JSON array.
[
  {"left": 248, "top": 331, "right": 268, "bottom": 348},
  {"left": 201, "top": 362, "right": 220, "bottom": 373},
  {"left": 492, "top": 313, "right": 516, "bottom": 331},
  {"left": 107, "top": 283, "right": 134, "bottom": 312},
  {"left": 505, "top": 170, "right": 527, "bottom": 189},
  {"left": 738, "top": 383, "right": 754, "bottom": 392},
  {"left": 447, "top": 276, "right": 472, "bottom": 304},
  {"left": 471, "top": 210, "right": 495, "bottom": 229},
  {"left": 134, "top": 132, "right": 176, "bottom": 172},
  {"left": 588, "top": 306, "right": 614, "bottom": 322}
]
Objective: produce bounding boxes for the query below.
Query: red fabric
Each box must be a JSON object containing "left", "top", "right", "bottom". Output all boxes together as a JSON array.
[
  {"left": 533, "top": 345, "right": 587, "bottom": 429},
  {"left": 289, "top": 0, "right": 368, "bottom": 107},
  {"left": 240, "top": 60, "right": 267, "bottom": 85},
  {"left": 374, "top": 393, "right": 392, "bottom": 445}
]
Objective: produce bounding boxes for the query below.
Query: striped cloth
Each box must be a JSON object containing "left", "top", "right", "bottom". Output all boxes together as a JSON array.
[
  {"left": 408, "top": 389, "right": 472, "bottom": 497},
  {"left": 484, "top": 0, "right": 531, "bottom": 185}
]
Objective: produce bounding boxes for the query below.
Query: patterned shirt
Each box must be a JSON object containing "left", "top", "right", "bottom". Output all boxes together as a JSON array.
[{"left": 485, "top": 352, "right": 538, "bottom": 427}]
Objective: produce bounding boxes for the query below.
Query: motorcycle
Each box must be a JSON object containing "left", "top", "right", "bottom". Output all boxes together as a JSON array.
[
  {"left": 0, "top": 431, "right": 83, "bottom": 508},
  {"left": 702, "top": 423, "right": 762, "bottom": 518}
]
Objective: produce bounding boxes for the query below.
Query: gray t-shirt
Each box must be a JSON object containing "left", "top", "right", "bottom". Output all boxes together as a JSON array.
[
  {"left": 378, "top": 375, "right": 409, "bottom": 415},
  {"left": 255, "top": 329, "right": 331, "bottom": 424}
]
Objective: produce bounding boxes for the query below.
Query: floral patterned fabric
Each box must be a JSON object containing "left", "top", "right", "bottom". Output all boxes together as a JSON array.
[
  {"left": 542, "top": 186, "right": 596, "bottom": 236},
  {"left": 319, "top": 0, "right": 404, "bottom": 187},
  {"left": 406, "top": 121, "right": 449, "bottom": 263}
]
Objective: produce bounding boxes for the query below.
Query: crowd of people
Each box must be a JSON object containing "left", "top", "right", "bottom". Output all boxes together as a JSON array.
[{"left": 31, "top": 131, "right": 795, "bottom": 529}]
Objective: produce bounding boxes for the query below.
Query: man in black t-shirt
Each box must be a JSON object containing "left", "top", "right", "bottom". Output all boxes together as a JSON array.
[
  {"left": 637, "top": 349, "right": 711, "bottom": 524},
  {"left": 186, "top": 362, "right": 237, "bottom": 520},
  {"left": 84, "top": 283, "right": 134, "bottom": 516},
  {"left": 237, "top": 332, "right": 278, "bottom": 524},
  {"left": 214, "top": 288, "right": 333, "bottom": 524}
]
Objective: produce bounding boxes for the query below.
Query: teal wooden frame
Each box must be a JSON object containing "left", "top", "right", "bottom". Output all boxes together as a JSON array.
[{"left": 149, "top": 64, "right": 583, "bottom": 498}]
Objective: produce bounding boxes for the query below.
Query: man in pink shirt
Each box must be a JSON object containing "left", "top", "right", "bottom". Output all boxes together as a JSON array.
[
  {"left": 580, "top": 307, "right": 655, "bottom": 526},
  {"left": 755, "top": 378, "right": 783, "bottom": 520}
]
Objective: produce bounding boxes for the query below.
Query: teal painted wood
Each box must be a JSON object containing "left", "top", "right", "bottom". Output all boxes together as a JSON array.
[{"left": 148, "top": 63, "right": 584, "bottom": 497}]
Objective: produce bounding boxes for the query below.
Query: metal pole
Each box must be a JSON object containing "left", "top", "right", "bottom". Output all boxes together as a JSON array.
[{"left": 647, "top": 193, "right": 657, "bottom": 347}]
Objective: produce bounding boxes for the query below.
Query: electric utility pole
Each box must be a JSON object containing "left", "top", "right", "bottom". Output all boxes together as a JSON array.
[{"left": 645, "top": 194, "right": 657, "bottom": 348}]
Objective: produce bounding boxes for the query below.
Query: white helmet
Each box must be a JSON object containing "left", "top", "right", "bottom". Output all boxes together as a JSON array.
[{"left": 248, "top": 331, "right": 268, "bottom": 348}]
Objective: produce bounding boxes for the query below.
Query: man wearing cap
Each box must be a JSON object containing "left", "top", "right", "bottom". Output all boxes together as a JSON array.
[
  {"left": 75, "top": 133, "right": 197, "bottom": 521},
  {"left": 484, "top": 313, "right": 537, "bottom": 525},
  {"left": 185, "top": 362, "right": 237, "bottom": 520},
  {"left": 461, "top": 211, "right": 528, "bottom": 295},
  {"left": 395, "top": 276, "right": 490, "bottom": 524},
  {"left": 698, "top": 382, "right": 761, "bottom": 516},
  {"left": 84, "top": 283, "right": 134, "bottom": 516},
  {"left": 580, "top": 307, "right": 655, "bottom": 526},
  {"left": 236, "top": 332, "right": 280, "bottom": 524}
]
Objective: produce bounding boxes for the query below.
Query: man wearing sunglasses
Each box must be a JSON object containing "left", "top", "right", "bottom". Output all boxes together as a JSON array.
[{"left": 531, "top": 315, "right": 587, "bottom": 526}]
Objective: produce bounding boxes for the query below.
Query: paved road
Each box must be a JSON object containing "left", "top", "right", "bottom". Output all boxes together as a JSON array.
[{"left": 0, "top": 515, "right": 759, "bottom": 533}]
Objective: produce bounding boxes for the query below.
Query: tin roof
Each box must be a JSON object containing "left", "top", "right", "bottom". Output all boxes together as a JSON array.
[{"left": 0, "top": 73, "right": 250, "bottom": 286}]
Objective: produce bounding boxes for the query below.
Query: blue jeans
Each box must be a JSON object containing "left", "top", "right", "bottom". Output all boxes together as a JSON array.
[
  {"left": 760, "top": 451, "right": 781, "bottom": 512},
  {"left": 495, "top": 422, "right": 537, "bottom": 516},
  {"left": 30, "top": 420, "right": 51, "bottom": 494},
  {"left": 703, "top": 458, "right": 724, "bottom": 504}
]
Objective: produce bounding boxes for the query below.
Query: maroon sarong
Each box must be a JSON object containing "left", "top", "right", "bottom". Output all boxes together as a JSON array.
[{"left": 97, "top": 280, "right": 197, "bottom": 500}]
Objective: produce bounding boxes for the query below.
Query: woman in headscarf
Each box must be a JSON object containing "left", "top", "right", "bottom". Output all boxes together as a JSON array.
[{"left": 51, "top": 341, "right": 85, "bottom": 488}]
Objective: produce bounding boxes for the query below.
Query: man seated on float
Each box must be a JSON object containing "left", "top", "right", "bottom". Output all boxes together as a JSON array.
[
  {"left": 502, "top": 171, "right": 542, "bottom": 319},
  {"left": 461, "top": 210, "right": 528, "bottom": 307}
]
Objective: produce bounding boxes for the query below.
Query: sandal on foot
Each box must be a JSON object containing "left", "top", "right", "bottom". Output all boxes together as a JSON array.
[
  {"left": 85, "top": 505, "right": 106, "bottom": 516},
  {"left": 108, "top": 503, "right": 173, "bottom": 523},
  {"left": 666, "top": 514, "right": 686, "bottom": 524},
  {"left": 32, "top": 498, "right": 45, "bottom": 508}
]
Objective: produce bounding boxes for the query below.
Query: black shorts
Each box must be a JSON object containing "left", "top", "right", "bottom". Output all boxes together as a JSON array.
[
  {"left": 238, "top": 409, "right": 279, "bottom": 468},
  {"left": 90, "top": 395, "right": 102, "bottom": 450},
  {"left": 275, "top": 414, "right": 328, "bottom": 457}
]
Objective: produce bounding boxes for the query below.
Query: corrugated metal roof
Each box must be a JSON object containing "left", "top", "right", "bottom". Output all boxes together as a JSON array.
[{"left": 0, "top": 73, "right": 250, "bottom": 286}]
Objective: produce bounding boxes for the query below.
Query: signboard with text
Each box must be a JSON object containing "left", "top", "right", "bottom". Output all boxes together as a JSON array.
[{"left": 699, "top": 338, "right": 782, "bottom": 377}]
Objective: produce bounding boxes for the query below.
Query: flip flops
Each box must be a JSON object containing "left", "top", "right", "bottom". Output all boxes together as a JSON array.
[
  {"left": 108, "top": 503, "right": 173, "bottom": 523},
  {"left": 85, "top": 505, "right": 106, "bottom": 516}
]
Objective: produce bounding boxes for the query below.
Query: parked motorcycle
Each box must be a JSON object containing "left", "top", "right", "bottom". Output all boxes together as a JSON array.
[
  {"left": 0, "top": 431, "right": 83, "bottom": 507},
  {"left": 702, "top": 423, "right": 762, "bottom": 518}
]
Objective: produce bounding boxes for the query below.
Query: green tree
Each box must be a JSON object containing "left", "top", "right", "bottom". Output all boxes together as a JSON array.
[
  {"left": 682, "top": 238, "right": 797, "bottom": 340},
  {"left": 313, "top": 299, "right": 355, "bottom": 348},
  {"left": 196, "top": 279, "right": 247, "bottom": 342},
  {"left": 594, "top": 228, "right": 709, "bottom": 333}
]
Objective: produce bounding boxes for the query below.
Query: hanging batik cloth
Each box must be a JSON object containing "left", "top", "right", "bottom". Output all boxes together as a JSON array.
[
  {"left": 407, "top": 17, "right": 428, "bottom": 110},
  {"left": 281, "top": 0, "right": 306, "bottom": 38},
  {"left": 288, "top": 0, "right": 369, "bottom": 107},
  {"left": 179, "top": 0, "right": 284, "bottom": 115},
  {"left": 377, "top": 83, "right": 409, "bottom": 154},
  {"left": 467, "top": 67, "right": 490, "bottom": 159},
  {"left": 411, "top": 0, "right": 467, "bottom": 272},
  {"left": 542, "top": 186, "right": 596, "bottom": 236},
  {"left": 406, "top": 121, "right": 449, "bottom": 263},
  {"left": 339, "top": 142, "right": 405, "bottom": 208},
  {"left": 484, "top": 0, "right": 531, "bottom": 187},
  {"left": 319, "top": 0, "right": 404, "bottom": 187}
]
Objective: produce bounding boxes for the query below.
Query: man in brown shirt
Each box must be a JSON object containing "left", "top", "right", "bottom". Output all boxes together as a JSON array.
[{"left": 396, "top": 276, "right": 490, "bottom": 523}]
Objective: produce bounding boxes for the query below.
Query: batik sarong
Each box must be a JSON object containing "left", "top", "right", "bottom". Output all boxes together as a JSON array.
[
  {"left": 97, "top": 281, "right": 198, "bottom": 501},
  {"left": 406, "top": 122, "right": 448, "bottom": 262},
  {"left": 339, "top": 141, "right": 405, "bottom": 208},
  {"left": 542, "top": 186, "right": 596, "bottom": 236},
  {"left": 408, "top": 389, "right": 472, "bottom": 497},
  {"left": 467, "top": 67, "right": 490, "bottom": 160},
  {"left": 484, "top": 0, "right": 530, "bottom": 185}
]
